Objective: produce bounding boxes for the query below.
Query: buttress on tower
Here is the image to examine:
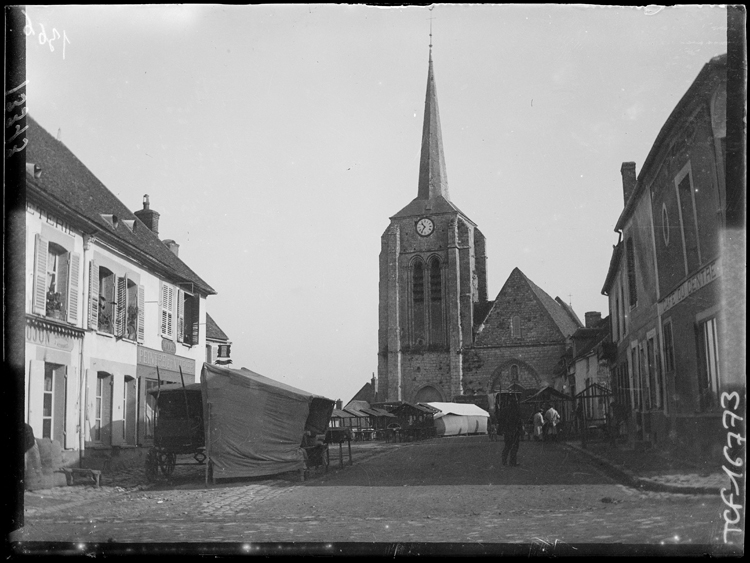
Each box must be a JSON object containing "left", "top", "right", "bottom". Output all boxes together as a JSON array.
[{"left": 377, "top": 52, "right": 488, "bottom": 403}]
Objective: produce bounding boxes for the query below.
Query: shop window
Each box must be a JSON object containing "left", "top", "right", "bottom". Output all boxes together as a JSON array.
[
  {"left": 123, "top": 376, "right": 137, "bottom": 445},
  {"left": 646, "top": 334, "right": 663, "bottom": 410},
  {"left": 143, "top": 379, "right": 159, "bottom": 440},
  {"left": 697, "top": 317, "right": 721, "bottom": 411},
  {"left": 32, "top": 235, "right": 80, "bottom": 323},
  {"left": 662, "top": 320, "right": 675, "bottom": 373},
  {"left": 630, "top": 345, "right": 641, "bottom": 411}
]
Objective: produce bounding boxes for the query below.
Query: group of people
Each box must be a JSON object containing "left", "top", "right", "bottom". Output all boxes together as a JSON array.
[
  {"left": 493, "top": 399, "right": 562, "bottom": 468},
  {"left": 532, "top": 404, "right": 561, "bottom": 442}
]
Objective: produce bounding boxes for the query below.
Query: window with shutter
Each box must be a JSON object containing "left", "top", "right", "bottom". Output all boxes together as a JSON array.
[
  {"left": 137, "top": 285, "right": 145, "bottom": 343},
  {"left": 177, "top": 289, "right": 185, "bottom": 342},
  {"left": 67, "top": 253, "right": 81, "bottom": 324},
  {"left": 124, "top": 280, "right": 138, "bottom": 341},
  {"left": 160, "top": 282, "right": 174, "bottom": 338},
  {"left": 33, "top": 235, "right": 49, "bottom": 315},
  {"left": 98, "top": 267, "right": 116, "bottom": 334},
  {"left": 88, "top": 262, "right": 99, "bottom": 329},
  {"left": 116, "top": 276, "right": 127, "bottom": 337}
]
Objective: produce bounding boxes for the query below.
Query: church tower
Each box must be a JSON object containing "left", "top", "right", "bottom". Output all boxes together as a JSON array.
[{"left": 377, "top": 50, "right": 488, "bottom": 403}]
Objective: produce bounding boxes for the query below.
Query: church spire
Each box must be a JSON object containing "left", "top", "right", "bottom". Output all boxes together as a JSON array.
[{"left": 417, "top": 46, "right": 450, "bottom": 201}]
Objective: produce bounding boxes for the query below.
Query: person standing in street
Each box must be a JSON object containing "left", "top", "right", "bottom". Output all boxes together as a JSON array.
[
  {"left": 501, "top": 395, "right": 524, "bottom": 466},
  {"left": 532, "top": 408, "right": 544, "bottom": 441},
  {"left": 545, "top": 404, "right": 561, "bottom": 442}
]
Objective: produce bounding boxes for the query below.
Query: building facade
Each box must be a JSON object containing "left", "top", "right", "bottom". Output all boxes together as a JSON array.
[
  {"left": 25, "top": 116, "right": 216, "bottom": 480},
  {"left": 602, "top": 54, "right": 731, "bottom": 457},
  {"left": 377, "top": 53, "right": 581, "bottom": 404},
  {"left": 205, "top": 313, "right": 233, "bottom": 366}
]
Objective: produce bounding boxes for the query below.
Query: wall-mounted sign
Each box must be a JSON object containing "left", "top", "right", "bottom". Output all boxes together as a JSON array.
[
  {"left": 137, "top": 345, "right": 195, "bottom": 376},
  {"left": 658, "top": 259, "right": 721, "bottom": 316},
  {"left": 25, "top": 324, "right": 74, "bottom": 351},
  {"left": 161, "top": 338, "right": 176, "bottom": 355}
]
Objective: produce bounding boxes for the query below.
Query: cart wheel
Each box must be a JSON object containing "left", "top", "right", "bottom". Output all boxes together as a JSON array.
[
  {"left": 158, "top": 452, "right": 176, "bottom": 477},
  {"left": 145, "top": 449, "right": 158, "bottom": 482}
]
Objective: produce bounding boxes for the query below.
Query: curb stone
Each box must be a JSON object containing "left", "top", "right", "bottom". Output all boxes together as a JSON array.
[{"left": 563, "top": 442, "right": 722, "bottom": 496}]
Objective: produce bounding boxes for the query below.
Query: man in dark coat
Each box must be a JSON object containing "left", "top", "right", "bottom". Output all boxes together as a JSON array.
[{"left": 501, "top": 395, "right": 524, "bottom": 467}]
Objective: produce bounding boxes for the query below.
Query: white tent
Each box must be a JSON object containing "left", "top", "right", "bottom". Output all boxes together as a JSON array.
[{"left": 423, "top": 402, "right": 490, "bottom": 437}]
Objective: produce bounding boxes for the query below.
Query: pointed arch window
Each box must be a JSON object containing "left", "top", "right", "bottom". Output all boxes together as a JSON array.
[
  {"left": 411, "top": 259, "right": 426, "bottom": 346},
  {"left": 428, "top": 256, "right": 444, "bottom": 346}
]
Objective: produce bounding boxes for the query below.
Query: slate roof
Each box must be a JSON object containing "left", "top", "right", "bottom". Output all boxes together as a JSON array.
[
  {"left": 349, "top": 382, "right": 376, "bottom": 404},
  {"left": 205, "top": 313, "right": 229, "bottom": 342},
  {"left": 515, "top": 269, "right": 581, "bottom": 339},
  {"left": 25, "top": 116, "right": 215, "bottom": 296}
]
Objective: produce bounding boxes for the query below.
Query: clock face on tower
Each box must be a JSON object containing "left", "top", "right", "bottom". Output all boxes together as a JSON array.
[{"left": 416, "top": 217, "right": 434, "bottom": 237}]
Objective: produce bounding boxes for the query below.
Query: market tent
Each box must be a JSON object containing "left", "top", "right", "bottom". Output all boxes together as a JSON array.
[
  {"left": 423, "top": 402, "right": 490, "bottom": 437},
  {"left": 200, "top": 364, "right": 334, "bottom": 480}
]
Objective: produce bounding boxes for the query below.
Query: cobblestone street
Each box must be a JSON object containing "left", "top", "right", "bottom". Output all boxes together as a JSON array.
[{"left": 10, "top": 436, "right": 738, "bottom": 555}]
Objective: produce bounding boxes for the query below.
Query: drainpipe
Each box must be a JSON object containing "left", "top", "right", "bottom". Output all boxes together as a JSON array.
[{"left": 78, "top": 234, "right": 94, "bottom": 467}]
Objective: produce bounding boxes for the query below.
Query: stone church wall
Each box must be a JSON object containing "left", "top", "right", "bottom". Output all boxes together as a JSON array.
[
  {"left": 401, "top": 350, "right": 453, "bottom": 402},
  {"left": 461, "top": 344, "right": 565, "bottom": 394}
]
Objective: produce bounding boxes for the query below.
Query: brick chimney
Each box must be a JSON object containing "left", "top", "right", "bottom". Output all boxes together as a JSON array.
[
  {"left": 335, "top": 399, "right": 342, "bottom": 410},
  {"left": 585, "top": 311, "right": 602, "bottom": 328},
  {"left": 620, "top": 162, "right": 637, "bottom": 206},
  {"left": 134, "top": 194, "right": 160, "bottom": 235},
  {"left": 163, "top": 239, "right": 179, "bottom": 257}
]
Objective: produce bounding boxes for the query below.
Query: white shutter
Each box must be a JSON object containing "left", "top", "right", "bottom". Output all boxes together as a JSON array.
[
  {"left": 33, "top": 235, "right": 49, "bottom": 315},
  {"left": 116, "top": 276, "right": 127, "bottom": 337},
  {"left": 137, "top": 285, "right": 145, "bottom": 343},
  {"left": 67, "top": 253, "right": 81, "bottom": 324},
  {"left": 28, "top": 360, "right": 46, "bottom": 436},
  {"left": 88, "top": 262, "right": 100, "bottom": 330},
  {"left": 160, "top": 282, "right": 174, "bottom": 338},
  {"left": 177, "top": 289, "right": 185, "bottom": 342}
]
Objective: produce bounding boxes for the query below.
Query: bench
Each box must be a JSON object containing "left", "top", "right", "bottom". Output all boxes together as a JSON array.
[{"left": 60, "top": 467, "right": 102, "bottom": 487}]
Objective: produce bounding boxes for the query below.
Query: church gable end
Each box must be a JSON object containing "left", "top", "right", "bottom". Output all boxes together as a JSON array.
[{"left": 474, "top": 268, "right": 572, "bottom": 347}]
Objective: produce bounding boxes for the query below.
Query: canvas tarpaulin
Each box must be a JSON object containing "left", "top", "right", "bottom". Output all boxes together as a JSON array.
[
  {"left": 201, "top": 364, "right": 334, "bottom": 480},
  {"left": 424, "top": 402, "right": 490, "bottom": 437}
]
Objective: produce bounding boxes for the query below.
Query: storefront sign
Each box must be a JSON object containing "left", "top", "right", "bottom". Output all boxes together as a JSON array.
[
  {"left": 137, "top": 345, "right": 195, "bottom": 376},
  {"left": 658, "top": 259, "right": 721, "bottom": 316},
  {"left": 25, "top": 324, "right": 74, "bottom": 351}
]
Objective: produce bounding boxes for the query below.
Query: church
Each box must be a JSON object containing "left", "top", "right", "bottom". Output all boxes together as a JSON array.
[{"left": 377, "top": 51, "right": 582, "bottom": 404}]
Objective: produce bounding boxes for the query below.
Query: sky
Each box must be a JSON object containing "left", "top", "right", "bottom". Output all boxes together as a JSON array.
[{"left": 24, "top": 4, "right": 729, "bottom": 404}]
